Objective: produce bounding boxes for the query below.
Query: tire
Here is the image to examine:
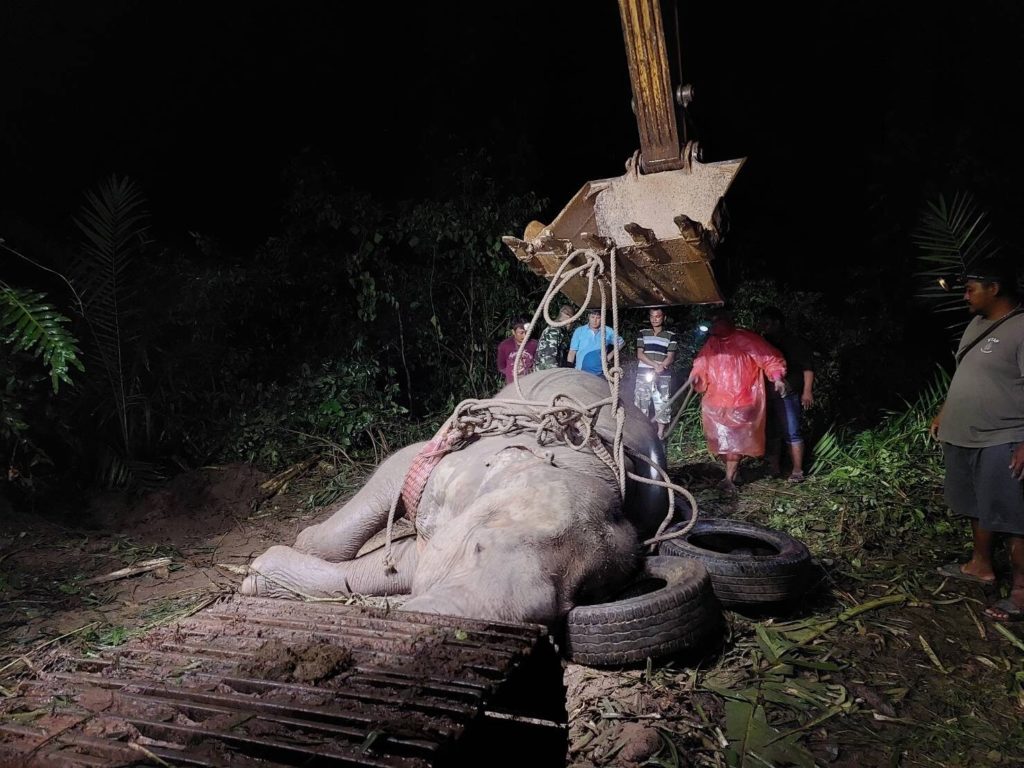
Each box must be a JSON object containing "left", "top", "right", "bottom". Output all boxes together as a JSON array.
[
  {"left": 657, "top": 517, "right": 811, "bottom": 607},
  {"left": 564, "top": 556, "right": 721, "bottom": 667}
]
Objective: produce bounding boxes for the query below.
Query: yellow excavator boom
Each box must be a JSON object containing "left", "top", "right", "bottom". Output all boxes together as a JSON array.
[{"left": 503, "top": 0, "right": 744, "bottom": 308}]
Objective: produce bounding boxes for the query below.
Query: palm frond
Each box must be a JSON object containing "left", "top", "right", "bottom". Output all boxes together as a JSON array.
[
  {"left": 95, "top": 448, "right": 166, "bottom": 490},
  {"left": 910, "top": 192, "right": 1001, "bottom": 334},
  {"left": 69, "top": 174, "right": 151, "bottom": 449},
  {"left": 0, "top": 285, "right": 84, "bottom": 392},
  {"left": 808, "top": 428, "right": 847, "bottom": 475},
  {"left": 810, "top": 366, "right": 948, "bottom": 481}
]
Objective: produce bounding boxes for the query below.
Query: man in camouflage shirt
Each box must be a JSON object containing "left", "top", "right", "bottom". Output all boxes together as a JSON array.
[
  {"left": 635, "top": 308, "right": 678, "bottom": 439},
  {"left": 535, "top": 305, "right": 575, "bottom": 370}
]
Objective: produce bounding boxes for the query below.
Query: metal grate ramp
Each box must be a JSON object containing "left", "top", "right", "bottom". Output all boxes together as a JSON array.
[{"left": 0, "top": 596, "right": 564, "bottom": 767}]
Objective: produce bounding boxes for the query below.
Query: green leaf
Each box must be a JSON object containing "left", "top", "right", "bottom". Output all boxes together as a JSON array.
[
  {"left": 724, "top": 699, "right": 816, "bottom": 768},
  {"left": 754, "top": 625, "right": 789, "bottom": 664},
  {"left": 0, "top": 287, "right": 84, "bottom": 392}
]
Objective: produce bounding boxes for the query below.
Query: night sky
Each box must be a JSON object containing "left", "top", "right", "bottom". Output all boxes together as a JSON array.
[{"left": 4, "top": 1, "right": 1024, "bottom": 285}]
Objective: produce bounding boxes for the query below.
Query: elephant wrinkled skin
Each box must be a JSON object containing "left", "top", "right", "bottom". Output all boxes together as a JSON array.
[{"left": 239, "top": 369, "right": 669, "bottom": 625}]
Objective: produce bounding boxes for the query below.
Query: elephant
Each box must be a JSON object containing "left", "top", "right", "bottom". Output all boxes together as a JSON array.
[{"left": 239, "top": 368, "right": 670, "bottom": 625}]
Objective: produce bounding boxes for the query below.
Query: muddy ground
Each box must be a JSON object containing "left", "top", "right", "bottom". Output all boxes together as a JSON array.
[{"left": 1, "top": 459, "right": 1023, "bottom": 767}]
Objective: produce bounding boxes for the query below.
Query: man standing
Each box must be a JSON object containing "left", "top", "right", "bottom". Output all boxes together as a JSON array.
[
  {"left": 567, "top": 309, "right": 624, "bottom": 377},
  {"left": 688, "top": 309, "right": 787, "bottom": 493},
  {"left": 496, "top": 317, "right": 538, "bottom": 384},
  {"left": 635, "top": 308, "right": 678, "bottom": 439},
  {"left": 535, "top": 305, "right": 575, "bottom": 370},
  {"left": 931, "top": 257, "right": 1024, "bottom": 623},
  {"left": 757, "top": 306, "right": 815, "bottom": 482}
]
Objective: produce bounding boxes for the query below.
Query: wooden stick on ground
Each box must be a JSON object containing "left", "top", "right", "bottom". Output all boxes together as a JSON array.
[{"left": 82, "top": 557, "right": 172, "bottom": 586}]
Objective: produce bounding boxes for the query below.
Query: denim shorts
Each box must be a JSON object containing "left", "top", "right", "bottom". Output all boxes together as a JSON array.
[
  {"left": 943, "top": 442, "right": 1024, "bottom": 535},
  {"left": 767, "top": 394, "right": 803, "bottom": 445}
]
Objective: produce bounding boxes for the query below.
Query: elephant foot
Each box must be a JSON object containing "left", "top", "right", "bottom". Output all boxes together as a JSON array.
[{"left": 239, "top": 541, "right": 418, "bottom": 600}]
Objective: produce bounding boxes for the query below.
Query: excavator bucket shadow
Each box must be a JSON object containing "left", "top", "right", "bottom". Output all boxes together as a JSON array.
[{"left": 504, "top": 144, "right": 744, "bottom": 308}]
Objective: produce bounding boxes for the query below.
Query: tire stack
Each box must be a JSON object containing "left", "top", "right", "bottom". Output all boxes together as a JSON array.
[
  {"left": 658, "top": 517, "right": 812, "bottom": 609},
  {"left": 562, "top": 519, "right": 813, "bottom": 667},
  {"left": 564, "top": 556, "right": 721, "bottom": 667}
]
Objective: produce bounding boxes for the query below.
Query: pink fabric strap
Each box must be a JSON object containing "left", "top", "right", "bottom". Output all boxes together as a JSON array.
[{"left": 398, "top": 428, "right": 474, "bottom": 521}]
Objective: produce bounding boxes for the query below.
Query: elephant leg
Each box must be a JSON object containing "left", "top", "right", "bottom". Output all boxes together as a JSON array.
[
  {"left": 294, "top": 441, "right": 425, "bottom": 561},
  {"left": 239, "top": 538, "right": 418, "bottom": 600}
]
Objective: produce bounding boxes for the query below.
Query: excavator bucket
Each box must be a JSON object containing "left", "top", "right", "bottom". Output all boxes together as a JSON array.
[
  {"left": 503, "top": 0, "right": 744, "bottom": 308},
  {"left": 503, "top": 146, "right": 743, "bottom": 308}
]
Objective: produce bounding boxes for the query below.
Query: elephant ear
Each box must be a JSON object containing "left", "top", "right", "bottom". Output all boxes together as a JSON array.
[{"left": 356, "top": 518, "right": 417, "bottom": 557}]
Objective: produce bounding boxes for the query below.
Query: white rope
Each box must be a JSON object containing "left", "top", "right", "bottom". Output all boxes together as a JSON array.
[{"left": 385, "top": 245, "right": 700, "bottom": 568}]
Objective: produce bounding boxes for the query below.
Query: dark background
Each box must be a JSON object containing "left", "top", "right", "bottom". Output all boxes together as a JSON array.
[
  {"left": 5, "top": 1, "right": 1024, "bottom": 269},
  {"left": 1, "top": 0, "right": 1023, "bottom": 501},
  {"left": 4, "top": 0, "right": 1024, "bottom": 419}
]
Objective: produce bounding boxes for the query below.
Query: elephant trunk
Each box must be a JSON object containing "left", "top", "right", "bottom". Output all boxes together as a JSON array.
[{"left": 627, "top": 436, "right": 669, "bottom": 540}]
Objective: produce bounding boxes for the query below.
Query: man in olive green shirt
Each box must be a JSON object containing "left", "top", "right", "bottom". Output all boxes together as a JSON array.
[{"left": 931, "top": 257, "right": 1024, "bottom": 623}]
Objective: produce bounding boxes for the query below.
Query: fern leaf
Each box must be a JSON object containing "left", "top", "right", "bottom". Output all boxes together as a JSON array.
[{"left": 0, "top": 287, "right": 84, "bottom": 392}]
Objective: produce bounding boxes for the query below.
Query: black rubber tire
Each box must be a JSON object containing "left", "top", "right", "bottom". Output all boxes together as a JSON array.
[
  {"left": 657, "top": 517, "right": 811, "bottom": 607},
  {"left": 564, "top": 556, "right": 721, "bottom": 667}
]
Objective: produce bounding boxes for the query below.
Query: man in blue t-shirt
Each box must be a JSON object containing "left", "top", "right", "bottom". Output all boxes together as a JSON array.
[{"left": 567, "top": 309, "right": 624, "bottom": 376}]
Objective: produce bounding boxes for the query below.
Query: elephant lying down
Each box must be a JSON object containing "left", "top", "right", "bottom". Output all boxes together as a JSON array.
[{"left": 240, "top": 368, "right": 669, "bottom": 625}]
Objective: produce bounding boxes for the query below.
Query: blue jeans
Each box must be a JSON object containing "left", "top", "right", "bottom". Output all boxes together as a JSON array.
[{"left": 767, "top": 394, "right": 803, "bottom": 445}]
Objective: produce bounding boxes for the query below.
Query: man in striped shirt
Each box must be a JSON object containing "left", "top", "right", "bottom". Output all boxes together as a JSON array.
[{"left": 635, "top": 308, "right": 678, "bottom": 439}]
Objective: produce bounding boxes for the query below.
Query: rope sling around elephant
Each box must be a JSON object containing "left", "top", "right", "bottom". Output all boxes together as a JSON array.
[{"left": 382, "top": 246, "right": 700, "bottom": 573}]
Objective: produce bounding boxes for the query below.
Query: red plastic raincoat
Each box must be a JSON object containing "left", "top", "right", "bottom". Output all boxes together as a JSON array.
[{"left": 690, "top": 329, "right": 786, "bottom": 457}]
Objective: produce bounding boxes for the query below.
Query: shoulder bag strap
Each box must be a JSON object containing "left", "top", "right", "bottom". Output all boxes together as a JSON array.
[{"left": 955, "top": 308, "right": 1024, "bottom": 365}]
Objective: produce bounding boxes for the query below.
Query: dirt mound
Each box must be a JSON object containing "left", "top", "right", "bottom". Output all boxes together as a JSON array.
[
  {"left": 238, "top": 638, "right": 354, "bottom": 685},
  {"left": 84, "top": 463, "right": 267, "bottom": 543}
]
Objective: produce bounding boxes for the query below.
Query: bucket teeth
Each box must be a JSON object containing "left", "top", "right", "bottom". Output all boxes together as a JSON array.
[
  {"left": 623, "top": 222, "right": 656, "bottom": 247},
  {"left": 501, "top": 235, "right": 535, "bottom": 261},
  {"left": 579, "top": 232, "right": 614, "bottom": 253},
  {"left": 537, "top": 233, "right": 573, "bottom": 255},
  {"left": 673, "top": 214, "right": 705, "bottom": 244}
]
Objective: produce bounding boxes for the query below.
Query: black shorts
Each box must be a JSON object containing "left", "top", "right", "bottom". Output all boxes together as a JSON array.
[{"left": 943, "top": 442, "right": 1024, "bottom": 535}]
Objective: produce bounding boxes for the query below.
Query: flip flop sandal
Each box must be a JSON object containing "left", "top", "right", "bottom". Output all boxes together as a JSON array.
[
  {"left": 936, "top": 562, "right": 996, "bottom": 586},
  {"left": 787, "top": 471, "right": 805, "bottom": 483},
  {"left": 984, "top": 597, "right": 1024, "bottom": 623}
]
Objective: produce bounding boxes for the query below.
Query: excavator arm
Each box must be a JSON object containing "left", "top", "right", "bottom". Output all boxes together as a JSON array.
[
  {"left": 503, "top": 0, "right": 744, "bottom": 308},
  {"left": 618, "top": 0, "right": 685, "bottom": 174}
]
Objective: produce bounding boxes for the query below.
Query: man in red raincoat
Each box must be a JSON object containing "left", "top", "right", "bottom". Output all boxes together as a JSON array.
[{"left": 688, "top": 309, "right": 788, "bottom": 493}]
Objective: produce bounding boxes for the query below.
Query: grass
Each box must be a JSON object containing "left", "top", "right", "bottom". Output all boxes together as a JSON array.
[
  {"left": 648, "top": 368, "right": 1024, "bottom": 767},
  {"left": 3, "top": 380, "right": 1020, "bottom": 767}
]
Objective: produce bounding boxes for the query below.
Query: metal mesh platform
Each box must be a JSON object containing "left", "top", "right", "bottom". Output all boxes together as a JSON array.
[{"left": 0, "top": 596, "right": 565, "bottom": 767}]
